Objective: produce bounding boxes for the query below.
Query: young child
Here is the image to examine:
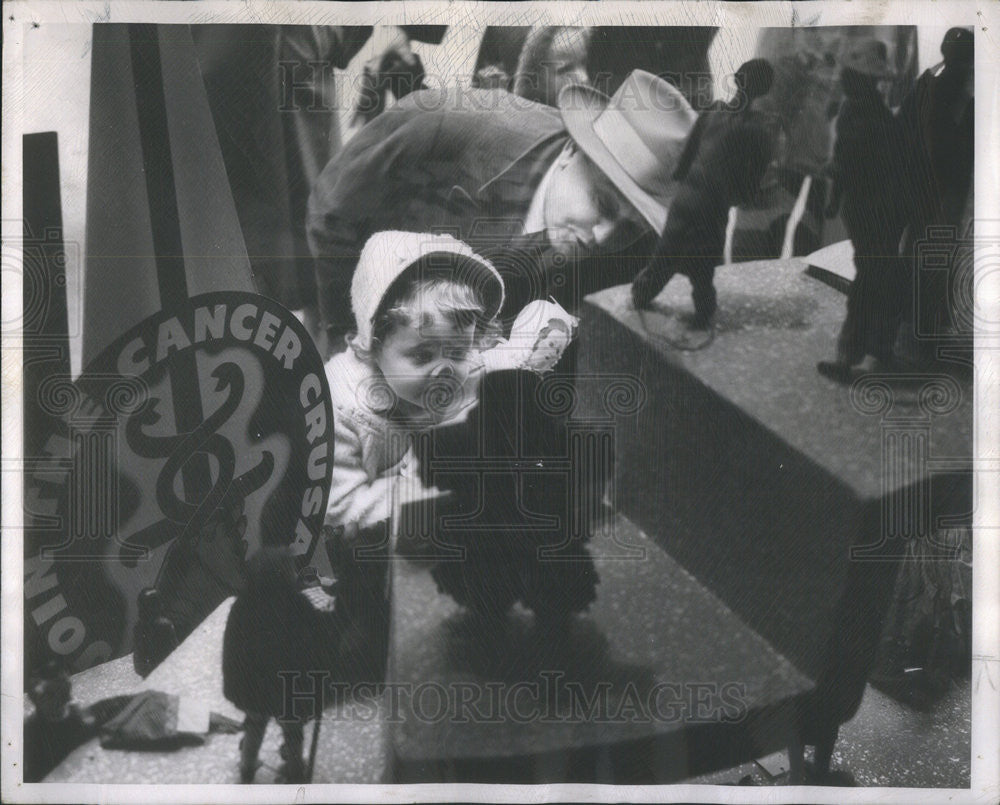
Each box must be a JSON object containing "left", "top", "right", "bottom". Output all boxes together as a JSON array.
[
  {"left": 324, "top": 231, "right": 505, "bottom": 671},
  {"left": 326, "top": 230, "right": 597, "bottom": 636},
  {"left": 325, "top": 230, "right": 505, "bottom": 543}
]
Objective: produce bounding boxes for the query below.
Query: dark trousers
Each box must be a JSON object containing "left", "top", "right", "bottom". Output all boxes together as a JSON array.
[
  {"left": 665, "top": 261, "right": 718, "bottom": 321},
  {"left": 241, "top": 711, "right": 305, "bottom": 779},
  {"left": 838, "top": 206, "right": 905, "bottom": 365}
]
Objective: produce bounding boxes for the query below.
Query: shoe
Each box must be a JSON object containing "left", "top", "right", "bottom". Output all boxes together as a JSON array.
[
  {"left": 276, "top": 759, "right": 307, "bottom": 784},
  {"left": 804, "top": 761, "right": 856, "bottom": 786},
  {"left": 239, "top": 759, "right": 261, "bottom": 784},
  {"left": 631, "top": 266, "right": 667, "bottom": 309},
  {"left": 817, "top": 360, "right": 853, "bottom": 384}
]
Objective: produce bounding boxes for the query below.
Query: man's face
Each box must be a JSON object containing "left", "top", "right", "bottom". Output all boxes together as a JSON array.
[
  {"left": 543, "top": 145, "right": 645, "bottom": 255},
  {"left": 375, "top": 289, "right": 478, "bottom": 421}
]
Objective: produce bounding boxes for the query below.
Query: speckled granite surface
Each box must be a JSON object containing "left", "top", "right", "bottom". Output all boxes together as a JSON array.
[
  {"left": 389, "top": 514, "right": 813, "bottom": 781},
  {"left": 45, "top": 598, "right": 388, "bottom": 784},
  {"left": 583, "top": 264, "right": 972, "bottom": 502},
  {"left": 691, "top": 676, "right": 971, "bottom": 788},
  {"left": 577, "top": 265, "right": 973, "bottom": 682}
]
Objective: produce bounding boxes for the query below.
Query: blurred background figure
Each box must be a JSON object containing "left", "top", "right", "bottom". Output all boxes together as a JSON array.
[
  {"left": 741, "top": 27, "right": 918, "bottom": 261},
  {"left": 471, "top": 26, "right": 529, "bottom": 91},
  {"left": 512, "top": 27, "right": 592, "bottom": 106},
  {"left": 586, "top": 26, "right": 717, "bottom": 111},
  {"left": 192, "top": 25, "right": 444, "bottom": 354},
  {"left": 472, "top": 25, "right": 716, "bottom": 110},
  {"left": 349, "top": 25, "right": 447, "bottom": 130},
  {"left": 23, "top": 661, "right": 97, "bottom": 782},
  {"left": 817, "top": 40, "right": 907, "bottom": 382},
  {"left": 897, "top": 26, "right": 975, "bottom": 358}
]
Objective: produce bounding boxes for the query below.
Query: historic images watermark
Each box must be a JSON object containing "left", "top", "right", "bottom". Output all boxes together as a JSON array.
[
  {"left": 277, "top": 62, "right": 721, "bottom": 115},
  {"left": 279, "top": 670, "right": 749, "bottom": 727}
]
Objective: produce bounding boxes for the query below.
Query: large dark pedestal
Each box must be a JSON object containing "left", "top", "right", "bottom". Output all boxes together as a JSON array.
[
  {"left": 577, "top": 261, "right": 972, "bottom": 760},
  {"left": 385, "top": 259, "right": 971, "bottom": 783},
  {"left": 389, "top": 516, "right": 812, "bottom": 783}
]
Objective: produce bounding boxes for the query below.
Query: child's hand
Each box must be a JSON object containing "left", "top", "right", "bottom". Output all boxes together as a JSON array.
[{"left": 397, "top": 477, "right": 452, "bottom": 506}]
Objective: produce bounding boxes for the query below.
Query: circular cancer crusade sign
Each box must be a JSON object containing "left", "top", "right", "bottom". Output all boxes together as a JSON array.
[{"left": 24, "top": 292, "right": 334, "bottom": 673}]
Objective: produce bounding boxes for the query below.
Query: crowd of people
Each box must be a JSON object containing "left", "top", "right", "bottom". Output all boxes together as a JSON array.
[{"left": 818, "top": 29, "right": 974, "bottom": 381}]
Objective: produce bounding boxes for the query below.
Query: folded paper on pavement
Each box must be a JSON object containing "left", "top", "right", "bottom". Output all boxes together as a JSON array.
[{"left": 98, "top": 690, "right": 240, "bottom": 749}]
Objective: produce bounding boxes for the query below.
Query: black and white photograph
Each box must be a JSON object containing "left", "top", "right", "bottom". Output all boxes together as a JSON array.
[{"left": 2, "top": 1, "right": 998, "bottom": 802}]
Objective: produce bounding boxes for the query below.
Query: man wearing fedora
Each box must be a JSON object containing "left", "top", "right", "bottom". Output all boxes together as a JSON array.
[
  {"left": 818, "top": 39, "right": 908, "bottom": 382},
  {"left": 307, "top": 70, "right": 696, "bottom": 348}
]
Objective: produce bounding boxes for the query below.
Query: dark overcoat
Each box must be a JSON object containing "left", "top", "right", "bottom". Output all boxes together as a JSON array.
[
  {"left": 222, "top": 578, "right": 333, "bottom": 717},
  {"left": 308, "top": 87, "right": 593, "bottom": 331}
]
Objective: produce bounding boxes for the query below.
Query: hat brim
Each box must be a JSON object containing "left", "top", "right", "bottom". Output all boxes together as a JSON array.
[{"left": 559, "top": 83, "right": 671, "bottom": 234}]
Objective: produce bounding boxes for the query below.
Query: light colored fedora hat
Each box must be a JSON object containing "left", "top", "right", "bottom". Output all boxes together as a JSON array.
[
  {"left": 558, "top": 70, "right": 698, "bottom": 234},
  {"left": 842, "top": 39, "right": 892, "bottom": 78}
]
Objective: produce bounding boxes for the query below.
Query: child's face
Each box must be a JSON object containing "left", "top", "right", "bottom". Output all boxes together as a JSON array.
[{"left": 375, "top": 292, "right": 477, "bottom": 418}]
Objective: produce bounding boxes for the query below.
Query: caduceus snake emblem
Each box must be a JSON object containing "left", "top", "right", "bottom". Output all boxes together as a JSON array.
[{"left": 104, "top": 361, "right": 274, "bottom": 640}]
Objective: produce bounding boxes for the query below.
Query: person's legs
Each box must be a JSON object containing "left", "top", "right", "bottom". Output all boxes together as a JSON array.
[
  {"left": 688, "top": 262, "right": 718, "bottom": 327},
  {"left": 631, "top": 260, "right": 677, "bottom": 309},
  {"left": 839, "top": 268, "right": 873, "bottom": 363},
  {"left": 819, "top": 217, "right": 885, "bottom": 380},
  {"left": 240, "top": 711, "right": 269, "bottom": 782},
  {"left": 851, "top": 227, "right": 906, "bottom": 366},
  {"left": 277, "top": 719, "right": 307, "bottom": 783}
]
